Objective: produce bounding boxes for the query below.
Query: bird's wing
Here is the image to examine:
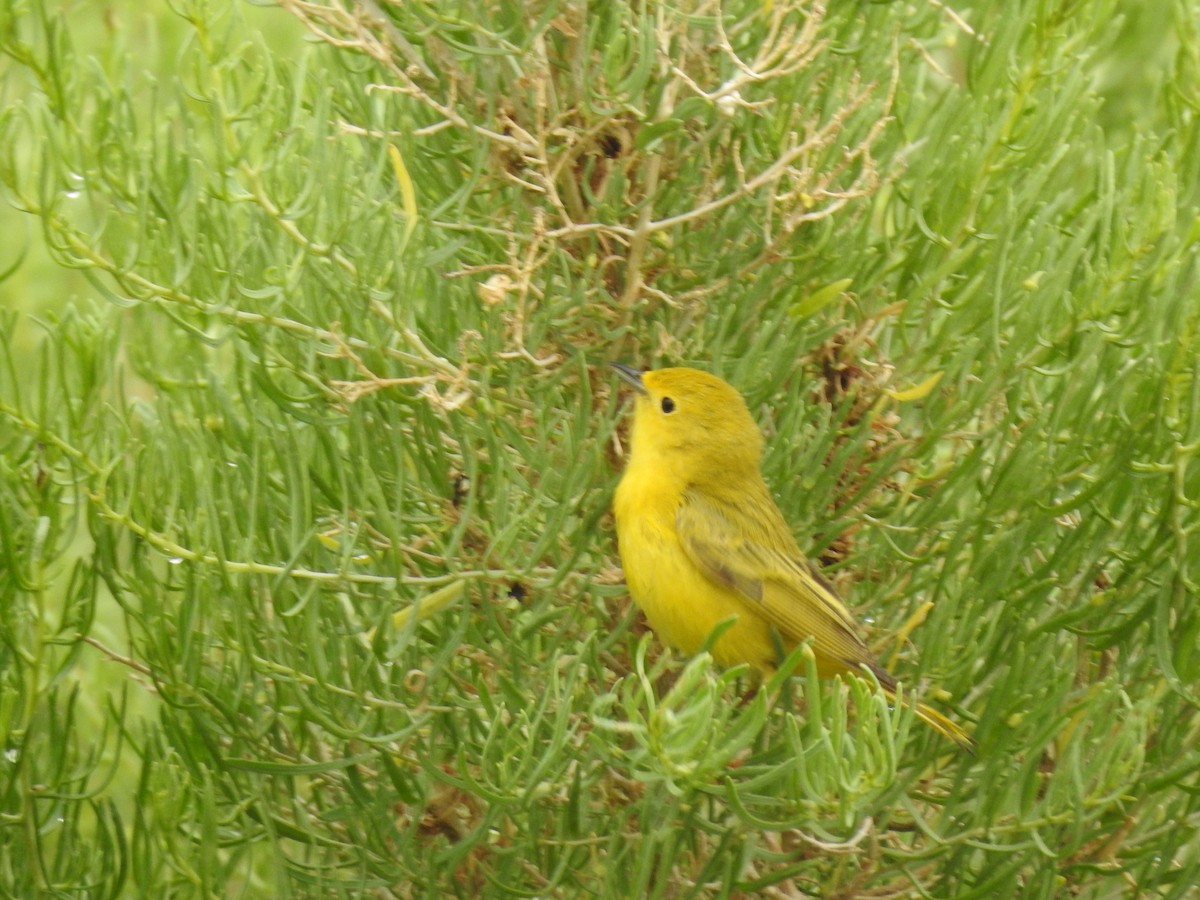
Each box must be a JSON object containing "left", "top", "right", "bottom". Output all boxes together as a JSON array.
[{"left": 675, "top": 487, "right": 880, "bottom": 678}]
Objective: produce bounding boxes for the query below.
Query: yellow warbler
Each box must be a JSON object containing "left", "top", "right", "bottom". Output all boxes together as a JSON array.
[{"left": 611, "top": 364, "right": 974, "bottom": 751}]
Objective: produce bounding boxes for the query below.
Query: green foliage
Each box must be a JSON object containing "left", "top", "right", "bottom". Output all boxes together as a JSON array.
[{"left": 2, "top": 0, "right": 1198, "bottom": 895}]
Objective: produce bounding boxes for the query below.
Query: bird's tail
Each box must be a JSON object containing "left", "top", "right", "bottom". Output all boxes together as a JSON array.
[
  {"left": 903, "top": 693, "right": 976, "bottom": 753},
  {"left": 866, "top": 662, "right": 975, "bottom": 753}
]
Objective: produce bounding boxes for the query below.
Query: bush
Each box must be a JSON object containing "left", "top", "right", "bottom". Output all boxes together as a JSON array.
[{"left": 2, "top": 0, "right": 1197, "bottom": 895}]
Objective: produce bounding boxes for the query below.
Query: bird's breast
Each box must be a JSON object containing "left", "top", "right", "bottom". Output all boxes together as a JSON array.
[{"left": 614, "top": 466, "right": 773, "bottom": 670}]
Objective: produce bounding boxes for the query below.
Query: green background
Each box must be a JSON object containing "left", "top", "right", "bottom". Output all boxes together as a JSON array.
[{"left": 2, "top": 1, "right": 1197, "bottom": 896}]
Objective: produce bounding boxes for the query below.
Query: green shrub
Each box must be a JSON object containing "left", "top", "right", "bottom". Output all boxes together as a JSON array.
[{"left": 2, "top": 0, "right": 1197, "bottom": 895}]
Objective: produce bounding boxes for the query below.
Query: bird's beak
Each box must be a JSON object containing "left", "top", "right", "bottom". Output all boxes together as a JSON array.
[{"left": 610, "top": 362, "right": 647, "bottom": 394}]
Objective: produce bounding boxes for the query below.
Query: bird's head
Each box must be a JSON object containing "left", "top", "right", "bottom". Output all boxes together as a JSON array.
[{"left": 612, "top": 364, "right": 764, "bottom": 483}]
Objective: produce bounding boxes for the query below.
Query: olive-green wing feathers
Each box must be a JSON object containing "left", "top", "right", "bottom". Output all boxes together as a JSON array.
[{"left": 675, "top": 487, "right": 886, "bottom": 682}]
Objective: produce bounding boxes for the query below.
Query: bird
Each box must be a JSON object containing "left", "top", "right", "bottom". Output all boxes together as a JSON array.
[{"left": 611, "top": 363, "right": 974, "bottom": 750}]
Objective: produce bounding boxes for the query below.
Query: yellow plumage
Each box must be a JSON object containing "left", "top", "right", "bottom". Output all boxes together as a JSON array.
[{"left": 612, "top": 364, "right": 973, "bottom": 751}]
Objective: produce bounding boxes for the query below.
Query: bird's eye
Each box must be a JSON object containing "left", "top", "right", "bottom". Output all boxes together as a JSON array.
[{"left": 661, "top": 397, "right": 676, "bottom": 414}]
